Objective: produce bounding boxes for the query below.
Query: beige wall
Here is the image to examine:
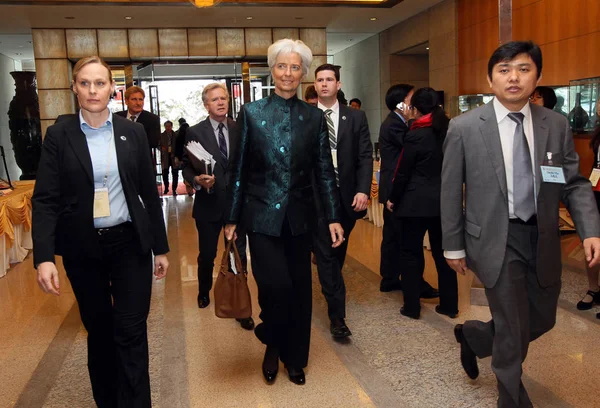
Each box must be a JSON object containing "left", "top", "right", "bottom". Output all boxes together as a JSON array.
[{"left": 379, "top": 0, "right": 458, "bottom": 119}]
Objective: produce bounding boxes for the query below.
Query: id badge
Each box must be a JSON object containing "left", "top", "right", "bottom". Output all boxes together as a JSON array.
[
  {"left": 540, "top": 166, "right": 566, "bottom": 184},
  {"left": 94, "top": 188, "right": 111, "bottom": 218},
  {"left": 590, "top": 168, "right": 600, "bottom": 187},
  {"left": 331, "top": 149, "right": 338, "bottom": 168}
]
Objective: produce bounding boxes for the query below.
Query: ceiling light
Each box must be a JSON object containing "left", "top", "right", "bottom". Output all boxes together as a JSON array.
[
  {"left": 370, "top": 17, "right": 377, "bottom": 21},
  {"left": 15, "top": 53, "right": 22, "bottom": 56},
  {"left": 246, "top": 16, "right": 253, "bottom": 20},
  {"left": 64, "top": 16, "right": 75, "bottom": 20},
  {"left": 125, "top": 16, "right": 133, "bottom": 20},
  {"left": 426, "top": 47, "right": 430, "bottom": 50}
]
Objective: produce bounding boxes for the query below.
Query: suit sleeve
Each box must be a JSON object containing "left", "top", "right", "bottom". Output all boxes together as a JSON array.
[
  {"left": 32, "top": 126, "right": 61, "bottom": 266},
  {"left": 356, "top": 111, "right": 374, "bottom": 195},
  {"left": 225, "top": 107, "right": 249, "bottom": 224},
  {"left": 389, "top": 129, "right": 419, "bottom": 204},
  {"left": 181, "top": 129, "right": 196, "bottom": 185},
  {"left": 441, "top": 119, "right": 466, "bottom": 252},
  {"left": 146, "top": 113, "right": 161, "bottom": 148},
  {"left": 560, "top": 119, "right": 600, "bottom": 239},
  {"left": 136, "top": 126, "right": 169, "bottom": 255},
  {"left": 314, "top": 112, "right": 341, "bottom": 223}
]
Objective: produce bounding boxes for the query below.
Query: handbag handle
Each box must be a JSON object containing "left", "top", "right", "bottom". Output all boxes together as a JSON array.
[{"left": 219, "top": 239, "right": 244, "bottom": 275}]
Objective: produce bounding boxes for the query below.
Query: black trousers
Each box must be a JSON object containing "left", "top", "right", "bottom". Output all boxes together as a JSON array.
[
  {"left": 195, "top": 219, "right": 247, "bottom": 296},
  {"left": 463, "top": 222, "right": 560, "bottom": 408},
  {"left": 162, "top": 156, "right": 179, "bottom": 192},
  {"left": 313, "top": 211, "right": 356, "bottom": 320},
  {"left": 394, "top": 216, "right": 458, "bottom": 315},
  {"left": 62, "top": 223, "right": 153, "bottom": 408},
  {"left": 248, "top": 218, "right": 313, "bottom": 369}
]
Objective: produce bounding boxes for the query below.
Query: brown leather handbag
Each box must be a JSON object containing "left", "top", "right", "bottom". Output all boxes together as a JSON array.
[{"left": 213, "top": 239, "right": 252, "bottom": 319}]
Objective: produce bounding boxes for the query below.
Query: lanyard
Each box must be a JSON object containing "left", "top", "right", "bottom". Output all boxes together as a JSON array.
[{"left": 102, "top": 130, "right": 115, "bottom": 188}]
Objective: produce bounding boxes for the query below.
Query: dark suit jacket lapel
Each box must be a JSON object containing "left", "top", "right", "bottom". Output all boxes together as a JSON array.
[
  {"left": 199, "top": 118, "right": 226, "bottom": 170},
  {"left": 65, "top": 117, "right": 94, "bottom": 185},
  {"left": 113, "top": 117, "right": 130, "bottom": 189},
  {"left": 337, "top": 105, "right": 350, "bottom": 146},
  {"left": 531, "top": 105, "right": 549, "bottom": 199},
  {"left": 479, "top": 102, "right": 508, "bottom": 198}
]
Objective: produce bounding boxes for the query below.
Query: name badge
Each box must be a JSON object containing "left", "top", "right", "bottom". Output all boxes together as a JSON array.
[
  {"left": 94, "top": 188, "right": 111, "bottom": 218},
  {"left": 590, "top": 168, "right": 600, "bottom": 187},
  {"left": 540, "top": 166, "right": 566, "bottom": 184},
  {"left": 331, "top": 149, "right": 338, "bottom": 168}
]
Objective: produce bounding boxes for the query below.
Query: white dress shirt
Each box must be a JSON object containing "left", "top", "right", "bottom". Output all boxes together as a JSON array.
[
  {"left": 444, "top": 98, "right": 536, "bottom": 260},
  {"left": 127, "top": 112, "right": 138, "bottom": 122},
  {"left": 318, "top": 100, "right": 340, "bottom": 141}
]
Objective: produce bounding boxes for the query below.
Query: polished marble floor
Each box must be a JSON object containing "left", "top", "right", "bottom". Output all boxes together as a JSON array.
[{"left": 0, "top": 196, "right": 598, "bottom": 408}]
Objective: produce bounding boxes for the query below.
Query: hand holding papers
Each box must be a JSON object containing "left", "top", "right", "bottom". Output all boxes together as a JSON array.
[{"left": 185, "top": 141, "right": 217, "bottom": 194}]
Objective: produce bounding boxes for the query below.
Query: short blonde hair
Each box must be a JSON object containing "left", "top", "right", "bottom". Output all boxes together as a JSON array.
[
  {"left": 202, "top": 82, "right": 229, "bottom": 103},
  {"left": 125, "top": 85, "right": 145, "bottom": 100},
  {"left": 72, "top": 56, "right": 112, "bottom": 83},
  {"left": 267, "top": 39, "right": 313, "bottom": 78}
]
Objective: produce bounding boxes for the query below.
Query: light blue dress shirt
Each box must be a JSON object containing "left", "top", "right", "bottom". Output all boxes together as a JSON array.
[
  {"left": 394, "top": 111, "right": 407, "bottom": 125},
  {"left": 79, "top": 111, "right": 131, "bottom": 228}
]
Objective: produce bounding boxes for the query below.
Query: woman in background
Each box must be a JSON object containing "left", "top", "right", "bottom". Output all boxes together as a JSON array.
[{"left": 530, "top": 86, "right": 558, "bottom": 109}]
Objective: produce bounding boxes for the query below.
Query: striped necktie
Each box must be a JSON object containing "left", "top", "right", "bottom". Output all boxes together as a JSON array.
[
  {"left": 324, "top": 109, "right": 339, "bottom": 185},
  {"left": 218, "top": 122, "right": 228, "bottom": 163},
  {"left": 130, "top": 115, "right": 137, "bottom": 122}
]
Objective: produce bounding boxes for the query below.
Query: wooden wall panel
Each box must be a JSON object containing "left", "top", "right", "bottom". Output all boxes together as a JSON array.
[
  {"left": 159, "top": 29, "right": 188, "bottom": 57},
  {"left": 98, "top": 29, "right": 129, "bottom": 59},
  {"left": 128, "top": 29, "right": 159, "bottom": 59},
  {"left": 458, "top": 17, "right": 498, "bottom": 64},
  {"left": 273, "top": 28, "right": 299, "bottom": 42},
  {"left": 458, "top": 59, "right": 490, "bottom": 95},
  {"left": 32, "top": 29, "right": 67, "bottom": 59},
  {"left": 539, "top": 32, "right": 600, "bottom": 85},
  {"left": 36, "top": 59, "right": 71, "bottom": 89},
  {"left": 299, "top": 29, "right": 327, "bottom": 55},
  {"left": 217, "top": 29, "right": 245, "bottom": 56},
  {"left": 66, "top": 29, "right": 98, "bottom": 59},
  {"left": 513, "top": 0, "right": 540, "bottom": 8},
  {"left": 245, "top": 28, "right": 272, "bottom": 56},
  {"left": 457, "top": 0, "right": 497, "bottom": 29},
  {"left": 188, "top": 29, "right": 217, "bottom": 56}
]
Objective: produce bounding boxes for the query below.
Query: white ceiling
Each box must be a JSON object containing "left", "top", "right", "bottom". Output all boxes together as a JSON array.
[{"left": 0, "top": 0, "right": 444, "bottom": 62}]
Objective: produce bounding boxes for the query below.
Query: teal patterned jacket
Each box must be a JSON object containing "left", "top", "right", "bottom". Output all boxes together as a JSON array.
[{"left": 225, "top": 93, "right": 341, "bottom": 237}]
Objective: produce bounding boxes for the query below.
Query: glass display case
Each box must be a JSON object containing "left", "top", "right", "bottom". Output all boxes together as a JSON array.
[
  {"left": 454, "top": 94, "right": 494, "bottom": 116},
  {"left": 568, "top": 76, "right": 600, "bottom": 133}
]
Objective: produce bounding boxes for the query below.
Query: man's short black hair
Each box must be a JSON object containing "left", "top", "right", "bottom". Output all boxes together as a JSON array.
[
  {"left": 178, "top": 118, "right": 187, "bottom": 125},
  {"left": 385, "top": 84, "right": 414, "bottom": 112},
  {"left": 487, "top": 41, "right": 542, "bottom": 79},
  {"left": 315, "top": 64, "right": 340, "bottom": 82},
  {"left": 164, "top": 120, "right": 173, "bottom": 126},
  {"left": 349, "top": 98, "right": 362, "bottom": 107}
]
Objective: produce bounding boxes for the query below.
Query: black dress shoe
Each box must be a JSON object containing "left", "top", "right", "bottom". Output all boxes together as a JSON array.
[
  {"left": 286, "top": 366, "right": 305, "bottom": 385},
  {"left": 454, "top": 324, "right": 479, "bottom": 379},
  {"left": 400, "top": 307, "right": 420, "bottom": 319},
  {"left": 420, "top": 287, "right": 440, "bottom": 299},
  {"left": 435, "top": 305, "right": 458, "bottom": 318},
  {"left": 330, "top": 318, "right": 352, "bottom": 338},
  {"left": 576, "top": 290, "right": 600, "bottom": 310},
  {"left": 262, "top": 346, "right": 279, "bottom": 384},
  {"left": 197, "top": 294, "right": 210, "bottom": 309},
  {"left": 380, "top": 281, "right": 403, "bottom": 292},
  {"left": 237, "top": 317, "right": 255, "bottom": 330}
]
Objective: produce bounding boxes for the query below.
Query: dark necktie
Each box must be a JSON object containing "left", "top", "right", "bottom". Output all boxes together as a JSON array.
[
  {"left": 218, "top": 122, "right": 228, "bottom": 162},
  {"left": 130, "top": 115, "right": 137, "bottom": 122},
  {"left": 324, "top": 109, "right": 339, "bottom": 185},
  {"left": 508, "top": 112, "right": 535, "bottom": 222}
]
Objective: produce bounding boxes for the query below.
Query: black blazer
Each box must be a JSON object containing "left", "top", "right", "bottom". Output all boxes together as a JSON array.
[
  {"left": 115, "top": 110, "right": 161, "bottom": 148},
  {"left": 182, "top": 117, "right": 238, "bottom": 223},
  {"left": 331, "top": 104, "right": 373, "bottom": 220},
  {"left": 389, "top": 125, "right": 444, "bottom": 217},
  {"left": 32, "top": 114, "right": 169, "bottom": 266},
  {"left": 378, "top": 111, "right": 409, "bottom": 204}
]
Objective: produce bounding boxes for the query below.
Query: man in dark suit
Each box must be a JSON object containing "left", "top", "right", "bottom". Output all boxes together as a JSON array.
[
  {"left": 313, "top": 64, "right": 373, "bottom": 339},
  {"left": 442, "top": 41, "right": 600, "bottom": 407},
  {"left": 159, "top": 120, "right": 178, "bottom": 196},
  {"left": 115, "top": 86, "right": 160, "bottom": 149},
  {"left": 182, "top": 82, "right": 253, "bottom": 331},
  {"left": 378, "top": 84, "right": 438, "bottom": 298}
]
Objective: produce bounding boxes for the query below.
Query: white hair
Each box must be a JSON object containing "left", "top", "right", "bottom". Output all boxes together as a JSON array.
[{"left": 267, "top": 39, "right": 313, "bottom": 78}]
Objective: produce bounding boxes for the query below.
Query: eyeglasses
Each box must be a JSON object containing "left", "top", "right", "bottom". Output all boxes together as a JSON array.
[{"left": 529, "top": 94, "right": 542, "bottom": 102}]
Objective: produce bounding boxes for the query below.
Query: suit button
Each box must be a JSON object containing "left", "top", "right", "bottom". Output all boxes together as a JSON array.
[
  {"left": 283, "top": 108, "right": 290, "bottom": 114},
  {"left": 275, "top": 203, "right": 281, "bottom": 209},
  {"left": 283, "top": 127, "right": 290, "bottom": 132},
  {"left": 280, "top": 146, "right": 285, "bottom": 153}
]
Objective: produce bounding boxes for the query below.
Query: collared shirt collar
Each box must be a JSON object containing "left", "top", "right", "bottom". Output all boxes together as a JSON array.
[
  {"left": 318, "top": 100, "right": 340, "bottom": 115},
  {"left": 79, "top": 110, "right": 112, "bottom": 131},
  {"left": 394, "top": 111, "right": 407, "bottom": 124},
  {"left": 493, "top": 97, "right": 531, "bottom": 123},
  {"left": 209, "top": 117, "right": 227, "bottom": 131}
]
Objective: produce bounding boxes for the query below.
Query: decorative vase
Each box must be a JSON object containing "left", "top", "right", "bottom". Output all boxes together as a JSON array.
[
  {"left": 7, "top": 71, "right": 42, "bottom": 180},
  {"left": 567, "top": 92, "right": 589, "bottom": 133}
]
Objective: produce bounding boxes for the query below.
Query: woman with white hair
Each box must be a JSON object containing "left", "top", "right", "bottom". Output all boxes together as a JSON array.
[{"left": 225, "top": 39, "right": 344, "bottom": 385}]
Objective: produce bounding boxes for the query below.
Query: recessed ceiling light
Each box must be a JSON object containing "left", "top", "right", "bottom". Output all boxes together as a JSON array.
[
  {"left": 370, "top": 17, "right": 377, "bottom": 21},
  {"left": 64, "top": 16, "right": 75, "bottom": 20},
  {"left": 124, "top": 16, "right": 133, "bottom": 20},
  {"left": 246, "top": 16, "right": 253, "bottom": 20},
  {"left": 426, "top": 47, "right": 430, "bottom": 50}
]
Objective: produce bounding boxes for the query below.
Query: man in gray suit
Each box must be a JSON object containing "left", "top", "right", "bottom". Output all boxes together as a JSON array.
[{"left": 441, "top": 41, "right": 600, "bottom": 407}]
